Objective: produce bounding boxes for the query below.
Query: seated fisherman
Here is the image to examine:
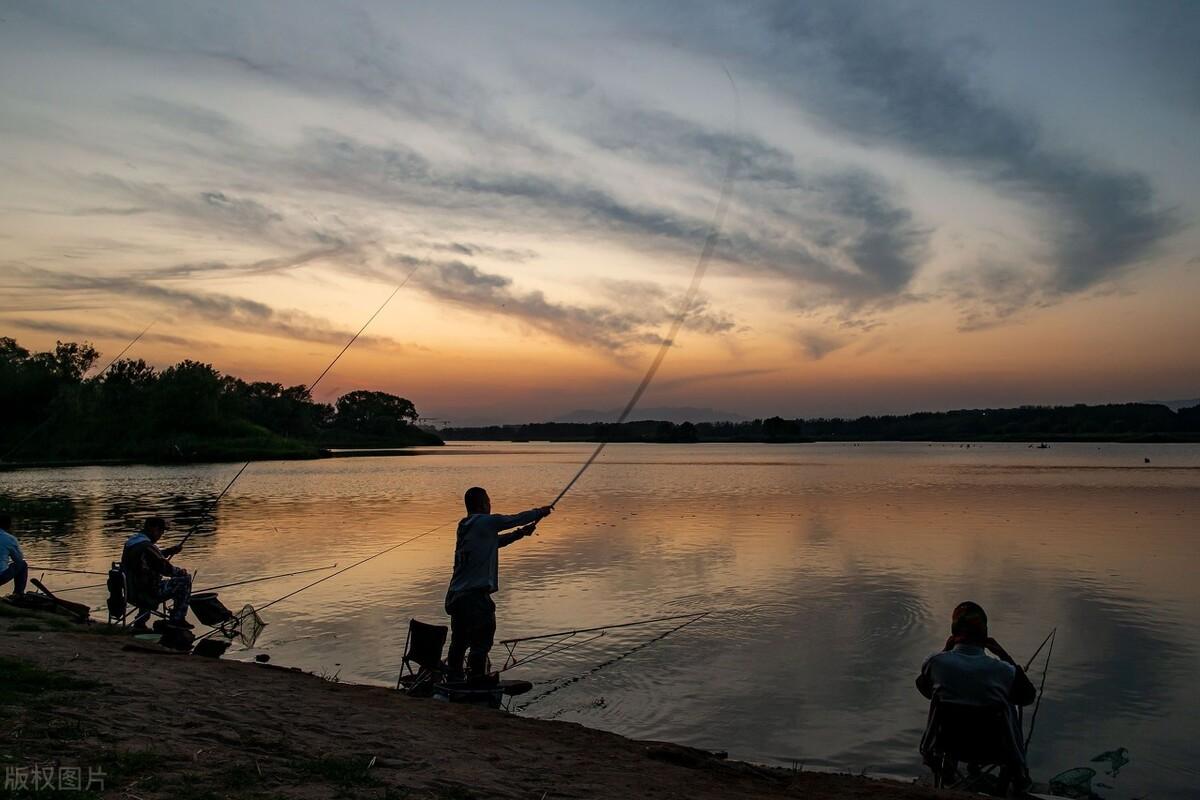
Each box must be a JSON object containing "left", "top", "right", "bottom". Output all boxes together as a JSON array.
[
  {"left": 0, "top": 513, "right": 28, "bottom": 599},
  {"left": 444, "top": 487, "right": 551, "bottom": 682},
  {"left": 917, "top": 601, "right": 1037, "bottom": 789},
  {"left": 121, "top": 516, "right": 192, "bottom": 630}
]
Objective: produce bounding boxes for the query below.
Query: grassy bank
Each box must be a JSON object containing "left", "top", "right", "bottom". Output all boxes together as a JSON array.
[{"left": 0, "top": 604, "right": 951, "bottom": 800}]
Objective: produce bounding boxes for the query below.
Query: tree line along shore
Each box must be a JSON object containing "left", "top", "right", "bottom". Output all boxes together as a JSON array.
[
  {"left": 444, "top": 403, "right": 1200, "bottom": 444},
  {"left": 4, "top": 336, "right": 1197, "bottom": 471},
  {"left": 0, "top": 337, "right": 441, "bottom": 468}
]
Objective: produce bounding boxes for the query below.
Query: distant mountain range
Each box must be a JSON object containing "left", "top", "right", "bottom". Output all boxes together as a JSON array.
[{"left": 555, "top": 406, "right": 747, "bottom": 424}]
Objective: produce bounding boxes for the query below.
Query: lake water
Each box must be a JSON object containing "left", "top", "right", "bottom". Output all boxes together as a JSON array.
[{"left": 3, "top": 442, "right": 1198, "bottom": 798}]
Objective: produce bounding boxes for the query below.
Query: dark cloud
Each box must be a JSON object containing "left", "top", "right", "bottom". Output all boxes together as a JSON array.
[
  {"left": 4, "top": 0, "right": 1183, "bottom": 344},
  {"left": 413, "top": 260, "right": 737, "bottom": 352},
  {"left": 84, "top": 175, "right": 288, "bottom": 239},
  {"left": 572, "top": 103, "right": 930, "bottom": 305},
  {"left": 129, "top": 245, "right": 354, "bottom": 282},
  {"left": 753, "top": 2, "right": 1177, "bottom": 309},
  {"left": 427, "top": 241, "right": 538, "bottom": 262},
  {"left": 797, "top": 329, "right": 847, "bottom": 361}
]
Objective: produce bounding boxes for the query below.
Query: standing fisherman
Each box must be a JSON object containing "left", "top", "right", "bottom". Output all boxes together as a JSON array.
[
  {"left": 122, "top": 516, "right": 193, "bottom": 630},
  {"left": 0, "top": 513, "right": 28, "bottom": 599},
  {"left": 445, "top": 487, "right": 550, "bottom": 682}
]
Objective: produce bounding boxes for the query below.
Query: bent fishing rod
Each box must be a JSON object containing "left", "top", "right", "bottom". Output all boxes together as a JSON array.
[
  {"left": 168, "top": 265, "right": 419, "bottom": 557},
  {"left": 205, "top": 67, "right": 740, "bottom": 631},
  {"left": 550, "top": 67, "right": 739, "bottom": 510},
  {"left": 1, "top": 318, "right": 159, "bottom": 463}
]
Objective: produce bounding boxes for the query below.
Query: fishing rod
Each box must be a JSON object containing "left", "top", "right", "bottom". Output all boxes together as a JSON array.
[
  {"left": 167, "top": 265, "right": 419, "bottom": 555},
  {"left": 28, "top": 566, "right": 107, "bottom": 576},
  {"left": 1, "top": 318, "right": 159, "bottom": 462},
  {"left": 169, "top": 461, "right": 249, "bottom": 556},
  {"left": 1024, "top": 627, "right": 1056, "bottom": 751},
  {"left": 549, "top": 68, "right": 739, "bottom": 510},
  {"left": 193, "top": 563, "right": 337, "bottom": 593},
  {"left": 513, "top": 611, "right": 711, "bottom": 711},
  {"left": 1024, "top": 626, "right": 1056, "bottom": 672},
  {"left": 502, "top": 611, "right": 711, "bottom": 646},
  {"left": 50, "top": 561, "right": 337, "bottom": 595},
  {"left": 499, "top": 611, "right": 709, "bottom": 671}
]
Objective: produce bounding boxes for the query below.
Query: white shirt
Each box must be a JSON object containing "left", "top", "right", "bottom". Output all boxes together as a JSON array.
[
  {"left": 920, "top": 644, "right": 1018, "bottom": 707},
  {"left": 0, "top": 528, "right": 24, "bottom": 567}
]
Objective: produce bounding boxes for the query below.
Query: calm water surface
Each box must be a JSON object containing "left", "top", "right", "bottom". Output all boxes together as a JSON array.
[{"left": 3, "top": 442, "right": 1198, "bottom": 798}]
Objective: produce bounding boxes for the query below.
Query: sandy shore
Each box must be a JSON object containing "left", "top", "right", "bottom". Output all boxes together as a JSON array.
[{"left": 0, "top": 606, "right": 956, "bottom": 800}]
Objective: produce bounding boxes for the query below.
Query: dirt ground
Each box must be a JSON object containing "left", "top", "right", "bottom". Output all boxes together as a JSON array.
[{"left": 0, "top": 605, "right": 960, "bottom": 800}]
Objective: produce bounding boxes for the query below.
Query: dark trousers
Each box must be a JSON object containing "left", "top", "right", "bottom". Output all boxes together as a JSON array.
[
  {"left": 0, "top": 559, "right": 28, "bottom": 596},
  {"left": 446, "top": 589, "right": 496, "bottom": 679}
]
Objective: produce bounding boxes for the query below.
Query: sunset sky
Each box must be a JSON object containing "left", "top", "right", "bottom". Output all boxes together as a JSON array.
[{"left": 2, "top": 1, "right": 1197, "bottom": 424}]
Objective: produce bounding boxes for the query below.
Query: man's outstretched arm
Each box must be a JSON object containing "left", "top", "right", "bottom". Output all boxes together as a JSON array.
[
  {"left": 498, "top": 524, "right": 537, "bottom": 548},
  {"left": 491, "top": 506, "right": 552, "bottom": 530}
]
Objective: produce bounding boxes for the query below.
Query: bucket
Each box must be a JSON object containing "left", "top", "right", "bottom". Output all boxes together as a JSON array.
[{"left": 189, "top": 592, "right": 234, "bottom": 626}]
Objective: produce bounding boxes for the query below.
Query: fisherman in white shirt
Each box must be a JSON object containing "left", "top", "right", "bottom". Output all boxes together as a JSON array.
[
  {"left": 444, "top": 487, "right": 551, "bottom": 682},
  {"left": 0, "top": 513, "right": 29, "bottom": 599},
  {"left": 917, "top": 601, "right": 1036, "bottom": 791}
]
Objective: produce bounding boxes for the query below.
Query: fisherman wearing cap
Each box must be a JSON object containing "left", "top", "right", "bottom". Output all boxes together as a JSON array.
[
  {"left": 121, "top": 516, "right": 192, "bottom": 630},
  {"left": 445, "top": 487, "right": 551, "bottom": 682},
  {"left": 917, "top": 601, "right": 1036, "bottom": 790},
  {"left": 0, "top": 513, "right": 28, "bottom": 599}
]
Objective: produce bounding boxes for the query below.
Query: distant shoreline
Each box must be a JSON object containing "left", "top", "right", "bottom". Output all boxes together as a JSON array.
[
  {"left": 441, "top": 434, "right": 1200, "bottom": 444},
  {"left": 442, "top": 402, "right": 1200, "bottom": 445}
]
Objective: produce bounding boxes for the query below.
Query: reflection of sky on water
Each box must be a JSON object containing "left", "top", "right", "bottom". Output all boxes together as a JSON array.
[{"left": 2, "top": 442, "right": 1198, "bottom": 799}]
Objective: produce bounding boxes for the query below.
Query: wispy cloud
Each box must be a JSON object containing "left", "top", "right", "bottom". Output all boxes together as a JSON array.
[
  {"left": 412, "top": 260, "right": 738, "bottom": 352},
  {"left": 749, "top": 2, "right": 1178, "bottom": 318},
  {"left": 4, "top": 317, "right": 202, "bottom": 348},
  {"left": 4, "top": 265, "right": 402, "bottom": 350}
]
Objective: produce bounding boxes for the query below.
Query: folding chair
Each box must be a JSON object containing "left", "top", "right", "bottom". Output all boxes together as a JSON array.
[
  {"left": 920, "top": 697, "right": 1027, "bottom": 795},
  {"left": 106, "top": 561, "right": 169, "bottom": 629},
  {"left": 395, "top": 619, "right": 448, "bottom": 697}
]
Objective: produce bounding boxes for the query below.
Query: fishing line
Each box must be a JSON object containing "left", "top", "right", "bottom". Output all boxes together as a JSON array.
[
  {"left": 168, "top": 262, "right": 421, "bottom": 553},
  {"left": 195, "top": 518, "right": 453, "bottom": 642},
  {"left": 549, "top": 67, "right": 740, "bottom": 509},
  {"left": 1, "top": 317, "right": 159, "bottom": 462},
  {"left": 193, "top": 563, "right": 338, "bottom": 593}
]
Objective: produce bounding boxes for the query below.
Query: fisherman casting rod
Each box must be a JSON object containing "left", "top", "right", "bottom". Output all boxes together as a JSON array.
[
  {"left": 200, "top": 67, "right": 740, "bottom": 636},
  {"left": 549, "top": 66, "right": 739, "bottom": 510}
]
